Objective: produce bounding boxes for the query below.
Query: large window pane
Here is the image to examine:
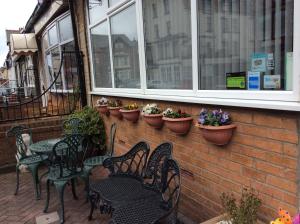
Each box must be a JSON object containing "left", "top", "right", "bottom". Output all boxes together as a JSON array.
[
  {"left": 109, "top": 0, "right": 122, "bottom": 7},
  {"left": 47, "top": 47, "right": 63, "bottom": 90},
  {"left": 88, "top": 0, "right": 108, "bottom": 24},
  {"left": 198, "top": 0, "right": 294, "bottom": 91},
  {"left": 110, "top": 5, "right": 140, "bottom": 88},
  {"left": 48, "top": 26, "right": 58, "bottom": 46},
  {"left": 143, "top": 0, "right": 193, "bottom": 89},
  {"left": 59, "top": 15, "right": 73, "bottom": 42},
  {"left": 62, "top": 41, "right": 78, "bottom": 90},
  {"left": 91, "top": 21, "right": 112, "bottom": 88}
]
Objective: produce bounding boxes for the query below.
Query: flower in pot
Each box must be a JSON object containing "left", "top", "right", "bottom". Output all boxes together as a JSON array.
[
  {"left": 196, "top": 108, "right": 236, "bottom": 146},
  {"left": 142, "top": 103, "right": 164, "bottom": 129},
  {"left": 219, "top": 188, "right": 262, "bottom": 224},
  {"left": 120, "top": 103, "right": 140, "bottom": 123},
  {"left": 162, "top": 108, "right": 193, "bottom": 135},
  {"left": 108, "top": 99, "right": 122, "bottom": 118},
  {"left": 96, "top": 97, "right": 109, "bottom": 114}
]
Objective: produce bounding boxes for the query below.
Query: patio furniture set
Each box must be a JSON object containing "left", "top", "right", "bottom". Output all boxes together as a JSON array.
[{"left": 6, "top": 118, "right": 181, "bottom": 224}]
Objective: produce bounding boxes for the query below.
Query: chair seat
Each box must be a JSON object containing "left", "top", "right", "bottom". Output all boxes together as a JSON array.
[
  {"left": 83, "top": 155, "right": 109, "bottom": 167},
  {"left": 19, "top": 154, "right": 48, "bottom": 165},
  {"left": 111, "top": 196, "right": 167, "bottom": 224},
  {"left": 90, "top": 176, "right": 159, "bottom": 205},
  {"left": 47, "top": 167, "right": 82, "bottom": 181}
]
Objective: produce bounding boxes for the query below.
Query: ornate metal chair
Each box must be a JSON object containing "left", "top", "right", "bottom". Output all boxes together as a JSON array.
[
  {"left": 111, "top": 158, "right": 181, "bottom": 224},
  {"left": 82, "top": 123, "right": 116, "bottom": 199},
  {"left": 43, "top": 134, "right": 84, "bottom": 224},
  {"left": 6, "top": 125, "right": 48, "bottom": 200},
  {"left": 62, "top": 117, "right": 84, "bottom": 135},
  {"left": 88, "top": 141, "right": 173, "bottom": 220}
]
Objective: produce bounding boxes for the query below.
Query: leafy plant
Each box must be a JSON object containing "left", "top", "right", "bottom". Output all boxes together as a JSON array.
[
  {"left": 142, "top": 103, "right": 162, "bottom": 115},
  {"left": 220, "top": 188, "right": 262, "bottom": 224},
  {"left": 163, "top": 108, "right": 190, "bottom": 118},
  {"left": 66, "top": 106, "right": 106, "bottom": 149},
  {"left": 198, "top": 108, "right": 231, "bottom": 126},
  {"left": 123, "top": 103, "right": 139, "bottom": 110},
  {"left": 108, "top": 99, "right": 122, "bottom": 108}
]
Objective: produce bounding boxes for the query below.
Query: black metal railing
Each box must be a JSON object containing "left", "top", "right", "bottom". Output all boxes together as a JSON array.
[{"left": 0, "top": 51, "right": 83, "bottom": 122}]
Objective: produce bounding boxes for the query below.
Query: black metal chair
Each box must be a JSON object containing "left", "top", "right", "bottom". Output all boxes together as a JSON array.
[
  {"left": 43, "top": 134, "right": 84, "bottom": 224},
  {"left": 88, "top": 141, "right": 173, "bottom": 220},
  {"left": 111, "top": 158, "right": 181, "bottom": 224},
  {"left": 6, "top": 126, "right": 48, "bottom": 200},
  {"left": 82, "top": 123, "right": 117, "bottom": 200}
]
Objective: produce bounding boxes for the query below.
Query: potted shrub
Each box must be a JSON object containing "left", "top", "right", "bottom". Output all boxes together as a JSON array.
[
  {"left": 162, "top": 108, "right": 193, "bottom": 135},
  {"left": 65, "top": 106, "right": 106, "bottom": 155},
  {"left": 202, "top": 188, "right": 262, "bottom": 224},
  {"left": 108, "top": 99, "right": 122, "bottom": 118},
  {"left": 196, "top": 108, "right": 236, "bottom": 146},
  {"left": 120, "top": 103, "right": 140, "bottom": 123},
  {"left": 142, "top": 103, "right": 164, "bottom": 129},
  {"left": 95, "top": 97, "right": 109, "bottom": 114}
]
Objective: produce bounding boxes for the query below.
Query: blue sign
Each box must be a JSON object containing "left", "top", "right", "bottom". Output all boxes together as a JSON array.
[{"left": 248, "top": 71, "right": 260, "bottom": 90}]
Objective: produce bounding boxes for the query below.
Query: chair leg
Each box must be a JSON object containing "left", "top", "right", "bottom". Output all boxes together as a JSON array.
[
  {"left": 83, "top": 167, "right": 92, "bottom": 202},
  {"left": 14, "top": 164, "right": 20, "bottom": 195},
  {"left": 71, "top": 179, "right": 78, "bottom": 200},
  {"left": 88, "top": 192, "right": 98, "bottom": 220},
  {"left": 54, "top": 182, "right": 67, "bottom": 224},
  {"left": 27, "top": 164, "right": 40, "bottom": 200},
  {"left": 43, "top": 179, "right": 51, "bottom": 213}
]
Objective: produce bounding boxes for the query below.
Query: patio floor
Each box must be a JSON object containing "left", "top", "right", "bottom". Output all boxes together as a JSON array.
[{"left": 0, "top": 167, "right": 110, "bottom": 224}]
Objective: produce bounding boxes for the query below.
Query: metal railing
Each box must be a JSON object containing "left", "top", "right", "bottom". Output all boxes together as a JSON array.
[{"left": 0, "top": 51, "right": 83, "bottom": 122}]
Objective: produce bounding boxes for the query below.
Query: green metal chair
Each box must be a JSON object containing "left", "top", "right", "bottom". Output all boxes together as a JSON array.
[
  {"left": 6, "top": 126, "right": 48, "bottom": 200},
  {"left": 62, "top": 117, "right": 84, "bottom": 135},
  {"left": 43, "top": 134, "right": 84, "bottom": 224},
  {"left": 81, "top": 123, "right": 116, "bottom": 200}
]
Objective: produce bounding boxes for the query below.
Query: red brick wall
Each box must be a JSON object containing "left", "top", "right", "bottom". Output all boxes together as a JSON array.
[
  {"left": 93, "top": 95, "right": 300, "bottom": 223},
  {"left": 0, "top": 118, "right": 63, "bottom": 168}
]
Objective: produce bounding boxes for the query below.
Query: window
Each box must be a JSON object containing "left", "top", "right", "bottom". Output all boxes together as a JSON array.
[
  {"left": 87, "top": 0, "right": 300, "bottom": 109},
  {"left": 198, "top": 0, "right": 294, "bottom": 91},
  {"left": 42, "top": 13, "right": 76, "bottom": 91},
  {"left": 88, "top": 0, "right": 140, "bottom": 89},
  {"left": 90, "top": 21, "right": 112, "bottom": 88},
  {"left": 143, "top": 0, "right": 192, "bottom": 89},
  {"left": 88, "top": 0, "right": 108, "bottom": 24}
]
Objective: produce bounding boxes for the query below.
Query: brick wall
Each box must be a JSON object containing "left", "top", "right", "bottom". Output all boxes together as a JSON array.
[
  {"left": 0, "top": 117, "right": 63, "bottom": 169},
  {"left": 92, "top": 96, "right": 300, "bottom": 223}
]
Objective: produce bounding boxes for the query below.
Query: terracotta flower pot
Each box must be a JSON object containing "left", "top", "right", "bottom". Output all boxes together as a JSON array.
[
  {"left": 143, "top": 114, "right": 164, "bottom": 129},
  {"left": 108, "top": 107, "right": 121, "bottom": 118},
  {"left": 162, "top": 117, "right": 193, "bottom": 135},
  {"left": 120, "top": 109, "right": 140, "bottom": 123},
  {"left": 97, "top": 105, "right": 108, "bottom": 114},
  {"left": 197, "top": 124, "right": 236, "bottom": 146}
]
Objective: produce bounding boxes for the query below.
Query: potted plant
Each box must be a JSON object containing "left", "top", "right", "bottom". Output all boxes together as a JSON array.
[
  {"left": 65, "top": 106, "right": 106, "bottom": 155},
  {"left": 162, "top": 108, "right": 193, "bottom": 135},
  {"left": 108, "top": 99, "right": 122, "bottom": 118},
  {"left": 95, "top": 97, "right": 109, "bottom": 114},
  {"left": 196, "top": 108, "right": 236, "bottom": 146},
  {"left": 202, "top": 188, "right": 262, "bottom": 224},
  {"left": 120, "top": 103, "right": 140, "bottom": 123},
  {"left": 142, "top": 103, "right": 164, "bottom": 129}
]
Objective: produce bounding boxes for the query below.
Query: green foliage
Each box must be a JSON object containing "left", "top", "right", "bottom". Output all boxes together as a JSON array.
[
  {"left": 66, "top": 106, "right": 106, "bottom": 148},
  {"left": 220, "top": 188, "right": 262, "bottom": 224}
]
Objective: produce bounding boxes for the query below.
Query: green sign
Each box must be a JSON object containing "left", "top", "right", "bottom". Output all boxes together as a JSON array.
[{"left": 226, "top": 72, "right": 246, "bottom": 89}]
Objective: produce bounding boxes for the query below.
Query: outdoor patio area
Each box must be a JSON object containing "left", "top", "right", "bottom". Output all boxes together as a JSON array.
[{"left": 0, "top": 167, "right": 110, "bottom": 224}]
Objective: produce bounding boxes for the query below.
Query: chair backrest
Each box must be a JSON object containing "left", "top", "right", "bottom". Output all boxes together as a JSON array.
[
  {"left": 50, "top": 134, "right": 83, "bottom": 178},
  {"left": 158, "top": 158, "right": 181, "bottom": 222},
  {"left": 63, "top": 118, "right": 84, "bottom": 135},
  {"left": 6, "top": 126, "right": 33, "bottom": 159},
  {"left": 143, "top": 142, "right": 173, "bottom": 192},
  {"left": 106, "top": 123, "right": 117, "bottom": 157},
  {"left": 104, "top": 141, "right": 150, "bottom": 180}
]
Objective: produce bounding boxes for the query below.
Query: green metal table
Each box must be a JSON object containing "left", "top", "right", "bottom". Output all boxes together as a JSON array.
[{"left": 30, "top": 138, "right": 62, "bottom": 155}]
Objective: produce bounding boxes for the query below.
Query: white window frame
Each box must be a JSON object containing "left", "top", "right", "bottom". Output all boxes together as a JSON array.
[
  {"left": 42, "top": 11, "right": 74, "bottom": 92},
  {"left": 87, "top": 0, "right": 300, "bottom": 111}
]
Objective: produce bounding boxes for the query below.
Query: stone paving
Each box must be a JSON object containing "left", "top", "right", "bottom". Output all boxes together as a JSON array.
[{"left": 0, "top": 167, "right": 110, "bottom": 224}]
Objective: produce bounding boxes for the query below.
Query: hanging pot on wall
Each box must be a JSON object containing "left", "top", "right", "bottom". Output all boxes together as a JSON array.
[
  {"left": 143, "top": 114, "right": 164, "bottom": 129},
  {"left": 196, "top": 124, "right": 236, "bottom": 146},
  {"left": 162, "top": 117, "right": 193, "bottom": 135},
  {"left": 120, "top": 109, "right": 140, "bottom": 123},
  {"left": 108, "top": 107, "right": 121, "bottom": 118},
  {"left": 97, "top": 105, "right": 109, "bottom": 114}
]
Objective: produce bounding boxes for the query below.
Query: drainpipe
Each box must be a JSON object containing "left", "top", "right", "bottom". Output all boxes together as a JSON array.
[{"left": 69, "top": 0, "right": 87, "bottom": 107}]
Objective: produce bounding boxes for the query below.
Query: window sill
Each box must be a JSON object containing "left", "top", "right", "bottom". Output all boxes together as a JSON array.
[{"left": 90, "top": 90, "right": 300, "bottom": 112}]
